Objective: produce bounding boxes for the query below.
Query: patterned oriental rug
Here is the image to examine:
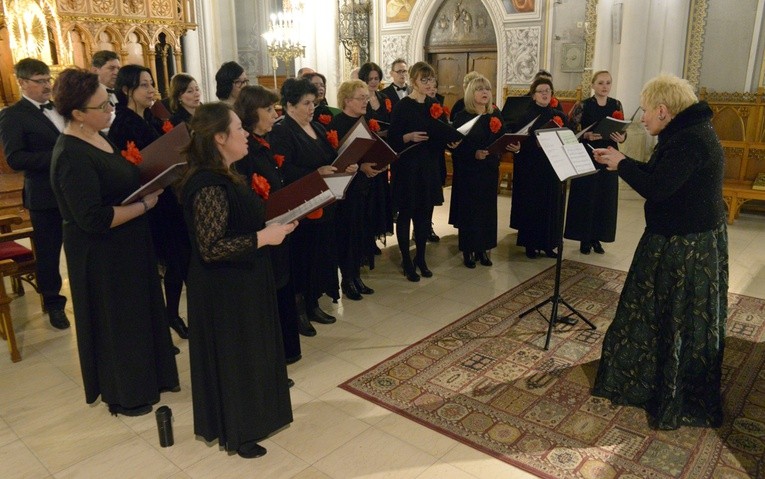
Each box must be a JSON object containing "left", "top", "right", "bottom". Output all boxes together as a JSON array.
[{"left": 340, "top": 261, "right": 765, "bottom": 478}]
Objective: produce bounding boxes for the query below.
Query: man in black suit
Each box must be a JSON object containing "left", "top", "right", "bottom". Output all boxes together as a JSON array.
[
  {"left": 381, "top": 58, "right": 409, "bottom": 107},
  {"left": 0, "top": 58, "right": 69, "bottom": 329}
]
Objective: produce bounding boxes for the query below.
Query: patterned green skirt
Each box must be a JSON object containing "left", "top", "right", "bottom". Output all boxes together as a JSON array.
[{"left": 592, "top": 222, "right": 728, "bottom": 430}]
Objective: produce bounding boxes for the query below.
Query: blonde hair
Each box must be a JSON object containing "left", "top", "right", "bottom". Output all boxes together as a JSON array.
[
  {"left": 641, "top": 74, "right": 697, "bottom": 116},
  {"left": 463, "top": 76, "right": 495, "bottom": 115},
  {"left": 337, "top": 79, "right": 368, "bottom": 110},
  {"left": 462, "top": 71, "right": 482, "bottom": 91},
  {"left": 591, "top": 70, "right": 611, "bottom": 84}
]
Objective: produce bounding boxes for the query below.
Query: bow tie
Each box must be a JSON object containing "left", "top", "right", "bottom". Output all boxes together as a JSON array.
[
  {"left": 39, "top": 102, "right": 53, "bottom": 111},
  {"left": 106, "top": 88, "right": 115, "bottom": 95},
  {"left": 394, "top": 85, "right": 407, "bottom": 91}
]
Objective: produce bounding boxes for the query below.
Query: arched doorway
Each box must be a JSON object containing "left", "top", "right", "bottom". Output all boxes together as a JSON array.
[{"left": 425, "top": 0, "right": 498, "bottom": 110}]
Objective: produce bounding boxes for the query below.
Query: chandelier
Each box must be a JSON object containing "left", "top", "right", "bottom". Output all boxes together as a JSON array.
[{"left": 262, "top": 3, "right": 306, "bottom": 79}]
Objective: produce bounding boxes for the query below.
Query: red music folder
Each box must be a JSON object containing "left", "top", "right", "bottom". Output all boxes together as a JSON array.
[
  {"left": 265, "top": 170, "right": 354, "bottom": 225},
  {"left": 332, "top": 118, "right": 377, "bottom": 171},
  {"left": 137, "top": 122, "right": 191, "bottom": 184},
  {"left": 121, "top": 163, "right": 187, "bottom": 205},
  {"left": 150, "top": 100, "right": 172, "bottom": 121}
]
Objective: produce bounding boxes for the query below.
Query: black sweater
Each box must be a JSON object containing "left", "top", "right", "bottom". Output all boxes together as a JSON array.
[{"left": 617, "top": 101, "right": 725, "bottom": 236}]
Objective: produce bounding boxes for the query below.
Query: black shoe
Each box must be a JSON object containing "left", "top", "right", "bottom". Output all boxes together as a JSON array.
[
  {"left": 171, "top": 345, "right": 180, "bottom": 355},
  {"left": 402, "top": 257, "right": 420, "bottom": 282},
  {"left": 592, "top": 240, "right": 605, "bottom": 254},
  {"left": 298, "top": 314, "right": 317, "bottom": 337},
  {"left": 49, "top": 309, "right": 70, "bottom": 330},
  {"left": 544, "top": 248, "right": 557, "bottom": 258},
  {"left": 160, "top": 385, "right": 181, "bottom": 393},
  {"left": 285, "top": 354, "right": 302, "bottom": 365},
  {"left": 427, "top": 228, "right": 440, "bottom": 243},
  {"left": 463, "top": 252, "right": 476, "bottom": 268},
  {"left": 414, "top": 258, "right": 433, "bottom": 277},
  {"left": 168, "top": 315, "right": 188, "bottom": 339},
  {"left": 341, "top": 279, "right": 363, "bottom": 301},
  {"left": 287, "top": 378, "right": 295, "bottom": 388},
  {"left": 477, "top": 251, "right": 492, "bottom": 266},
  {"left": 525, "top": 247, "right": 538, "bottom": 259},
  {"left": 108, "top": 403, "right": 152, "bottom": 417},
  {"left": 237, "top": 442, "right": 267, "bottom": 459},
  {"left": 353, "top": 277, "right": 374, "bottom": 295},
  {"left": 309, "top": 306, "right": 336, "bottom": 324},
  {"left": 580, "top": 242, "right": 591, "bottom": 255}
]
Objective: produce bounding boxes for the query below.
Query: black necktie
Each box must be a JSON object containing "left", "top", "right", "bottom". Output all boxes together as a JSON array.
[
  {"left": 39, "top": 102, "right": 53, "bottom": 111},
  {"left": 394, "top": 85, "right": 407, "bottom": 91},
  {"left": 106, "top": 88, "right": 115, "bottom": 95}
]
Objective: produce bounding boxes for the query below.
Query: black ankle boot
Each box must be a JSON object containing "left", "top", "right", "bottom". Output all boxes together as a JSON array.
[
  {"left": 308, "top": 306, "right": 336, "bottom": 324},
  {"left": 341, "top": 278, "right": 363, "bottom": 301},
  {"left": 414, "top": 256, "right": 433, "bottom": 277},
  {"left": 477, "top": 251, "right": 492, "bottom": 266},
  {"left": 295, "top": 295, "right": 316, "bottom": 337},
  {"left": 354, "top": 277, "right": 374, "bottom": 294},
  {"left": 580, "top": 241, "right": 591, "bottom": 254},
  {"left": 401, "top": 253, "right": 420, "bottom": 282},
  {"left": 592, "top": 240, "right": 605, "bottom": 254},
  {"left": 525, "top": 247, "right": 538, "bottom": 258},
  {"left": 463, "top": 252, "right": 476, "bottom": 268},
  {"left": 168, "top": 315, "right": 189, "bottom": 339}
]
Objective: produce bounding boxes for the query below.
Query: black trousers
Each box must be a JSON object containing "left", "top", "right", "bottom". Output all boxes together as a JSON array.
[{"left": 28, "top": 208, "right": 66, "bottom": 310}]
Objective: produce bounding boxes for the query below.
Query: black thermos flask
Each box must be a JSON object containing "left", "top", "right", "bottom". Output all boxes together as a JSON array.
[{"left": 155, "top": 405, "right": 174, "bottom": 447}]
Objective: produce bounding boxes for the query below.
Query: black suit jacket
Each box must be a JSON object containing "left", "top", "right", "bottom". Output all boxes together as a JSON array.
[
  {"left": 0, "top": 98, "right": 62, "bottom": 209},
  {"left": 381, "top": 84, "right": 408, "bottom": 109}
]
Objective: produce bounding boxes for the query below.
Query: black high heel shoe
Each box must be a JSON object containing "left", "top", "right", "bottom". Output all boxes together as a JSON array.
[
  {"left": 237, "top": 441, "right": 267, "bottom": 459},
  {"left": 463, "top": 252, "right": 476, "bottom": 269},
  {"left": 354, "top": 277, "right": 374, "bottom": 295},
  {"left": 543, "top": 248, "right": 557, "bottom": 258},
  {"left": 477, "top": 251, "right": 492, "bottom": 266},
  {"left": 341, "top": 279, "right": 363, "bottom": 301},
  {"left": 580, "top": 241, "right": 591, "bottom": 255},
  {"left": 525, "top": 247, "right": 538, "bottom": 259},
  {"left": 592, "top": 240, "right": 605, "bottom": 254},
  {"left": 414, "top": 258, "right": 433, "bottom": 277},
  {"left": 308, "top": 306, "right": 336, "bottom": 324},
  {"left": 168, "top": 315, "right": 189, "bottom": 339}
]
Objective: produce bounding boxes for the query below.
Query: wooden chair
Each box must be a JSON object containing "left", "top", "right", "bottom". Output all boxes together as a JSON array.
[{"left": 0, "top": 214, "right": 41, "bottom": 362}]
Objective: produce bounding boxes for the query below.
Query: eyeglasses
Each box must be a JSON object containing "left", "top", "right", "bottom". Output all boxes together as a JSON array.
[
  {"left": 352, "top": 95, "right": 370, "bottom": 102},
  {"left": 81, "top": 100, "right": 115, "bottom": 112},
  {"left": 419, "top": 77, "right": 436, "bottom": 85},
  {"left": 393, "top": 69, "right": 408, "bottom": 75},
  {"left": 534, "top": 88, "right": 552, "bottom": 94},
  {"left": 475, "top": 86, "right": 491, "bottom": 92},
  {"left": 233, "top": 79, "right": 250, "bottom": 86},
  {"left": 24, "top": 77, "right": 52, "bottom": 85}
]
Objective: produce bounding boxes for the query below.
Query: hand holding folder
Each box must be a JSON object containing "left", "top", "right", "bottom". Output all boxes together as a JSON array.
[
  {"left": 331, "top": 118, "right": 378, "bottom": 171},
  {"left": 265, "top": 170, "right": 354, "bottom": 225}
]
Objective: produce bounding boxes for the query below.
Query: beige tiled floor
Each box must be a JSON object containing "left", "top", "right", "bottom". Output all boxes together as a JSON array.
[{"left": 1, "top": 184, "right": 764, "bottom": 478}]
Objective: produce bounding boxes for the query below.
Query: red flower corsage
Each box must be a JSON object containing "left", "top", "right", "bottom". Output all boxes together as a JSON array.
[
  {"left": 254, "top": 134, "right": 271, "bottom": 149},
  {"left": 162, "top": 120, "right": 173, "bottom": 134},
  {"left": 430, "top": 103, "right": 444, "bottom": 120},
  {"left": 121, "top": 141, "right": 142, "bottom": 165},
  {"left": 612, "top": 110, "right": 625, "bottom": 120},
  {"left": 306, "top": 208, "right": 324, "bottom": 219},
  {"left": 552, "top": 116, "right": 564, "bottom": 127},
  {"left": 318, "top": 114, "right": 332, "bottom": 125},
  {"left": 443, "top": 106, "right": 451, "bottom": 118},
  {"left": 489, "top": 117, "right": 502, "bottom": 134},
  {"left": 549, "top": 97, "right": 559, "bottom": 108},
  {"left": 273, "top": 154, "right": 285, "bottom": 168},
  {"left": 326, "top": 130, "right": 339, "bottom": 149},
  {"left": 368, "top": 119, "right": 381, "bottom": 132},
  {"left": 251, "top": 173, "right": 271, "bottom": 200},
  {"left": 385, "top": 98, "right": 392, "bottom": 113}
]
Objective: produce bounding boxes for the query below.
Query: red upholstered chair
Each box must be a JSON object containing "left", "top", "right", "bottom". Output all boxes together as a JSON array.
[{"left": 0, "top": 214, "right": 42, "bottom": 362}]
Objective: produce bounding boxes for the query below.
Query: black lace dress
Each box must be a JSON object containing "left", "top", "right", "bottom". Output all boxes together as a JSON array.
[{"left": 182, "top": 170, "right": 292, "bottom": 452}]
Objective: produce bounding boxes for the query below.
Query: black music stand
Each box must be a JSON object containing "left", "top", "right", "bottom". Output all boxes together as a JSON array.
[{"left": 519, "top": 179, "right": 597, "bottom": 350}]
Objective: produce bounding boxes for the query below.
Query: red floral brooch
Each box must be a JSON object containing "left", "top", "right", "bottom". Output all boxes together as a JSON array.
[
  {"left": 385, "top": 98, "right": 392, "bottom": 113},
  {"left": 552, "top": 116, "right": 564, "bottom": 127},
  {"left": 318, "top": 114, "right": 332, "bottom": 125},
  {"left": 162, "top": 120, "right": 173, "bottom": 134},
  {"left": 306, "top": 208, "right": 324, "bottom": 219},
  {"left": 368, "top": 119, "right": 381, "bottom": 132},
  {"left": 549, "top": 97, "right": 559, "bottom": 108},
  {"left": 612, "top": 110, "right": 625, "bottom": 120},
  {"left": 489, "top": 117, "right": 502, "bottom": 134},
  {"left": 430, "top": 103, "right": 444, "bottom": 120},
  {"left": 273, "top": 154, "right": 285, "bottom": 168},
  {"left": 254, "top": 135, "right": 270, "bottom": 149},
  {"left": 121, "top": 141, "right": 142, "bottom": 165},
  {"left": 326, "top": 130, "right": 339, "bottom": 149},
  {"left": 251, "top": 173, "right": 270, "bottom": 200}
]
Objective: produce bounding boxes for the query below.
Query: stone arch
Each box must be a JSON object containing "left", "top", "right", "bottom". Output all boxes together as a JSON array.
[
  {"left": 122, "top": 25, "right": 152, "bottom": 66},
  {"left": 65, "top": 23, "right": 94, "bottom": 67},
  {"left": 93, "top": 25, "right": 121, "bottom": 55}
]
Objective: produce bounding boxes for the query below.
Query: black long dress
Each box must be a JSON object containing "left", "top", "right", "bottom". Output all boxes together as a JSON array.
[
  {"left": 182, "top": 170, "right": 292, "bottom": 452},
  {"left": 564, "top": 96, "right": 623, "bottom": 244},
  {"left": 51, "top": 134, "right": 179, "bottom": 408},
  {"left": 508, "top": 103, "right": 569, "bottom": 253},
  {"left": 449, "top": 110, "right": 505, "bottom": 254},
  {"left": 234, "top": 133, "right": 301, "bottom": 362},
  {"left": 365, "top": 90, "right": 394, "bottom": 244},
  {"left": 270, "top": 114, "right": 340, "bottom": 306},
  {"left": 109, "top": 105, "right": 191, "bottom": 321},
  {"left": 328, "top": 112, "right": 372, "bottom": 282}
]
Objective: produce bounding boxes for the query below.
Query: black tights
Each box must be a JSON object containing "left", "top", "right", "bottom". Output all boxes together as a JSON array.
[{"left": 396, "top": 205, "right": 433, "bottom": 262}]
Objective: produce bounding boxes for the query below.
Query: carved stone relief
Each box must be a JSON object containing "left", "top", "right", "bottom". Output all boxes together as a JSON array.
[
  {"left": 381, "top": 33, "right": 410, "bottom": 81},
  {"left": 60, "top": 0, "right": 86, "bottom": 12},
  {"left": 427, "top": 0, "right": 495, "bottom": 47},
  {"left": 92, "top": 0, "right": 118, "bottom": 14},
  {"left": 151, "top": 0, "right": 172, "bottom": 18},
  {"left": 505, "top": 26, "right": 539, "bottom": 85}
]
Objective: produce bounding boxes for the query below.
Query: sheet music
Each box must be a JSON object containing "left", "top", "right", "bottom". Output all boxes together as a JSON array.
[
  {"left": 556, "top": 129, "right": 579, "bottom": 145},
  {"left": 323, "top": 174, "right": 355, "bottom": 199},
  {"left": 456, "top": 114, "right": 481, "bottom": 135},
  {"left": 265, "top": 190, "right": 334, "bottom": 225},
  {"left": 536, "top": 129, "right": 596, "bottom": 181},
  {"left": 562, "top": 143, "right": 594, "bottom": 172}
]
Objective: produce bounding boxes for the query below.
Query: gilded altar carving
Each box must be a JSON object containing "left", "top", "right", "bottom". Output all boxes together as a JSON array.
[{"left": 683, "top": 0, "right": 707, "bottom": 89}]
